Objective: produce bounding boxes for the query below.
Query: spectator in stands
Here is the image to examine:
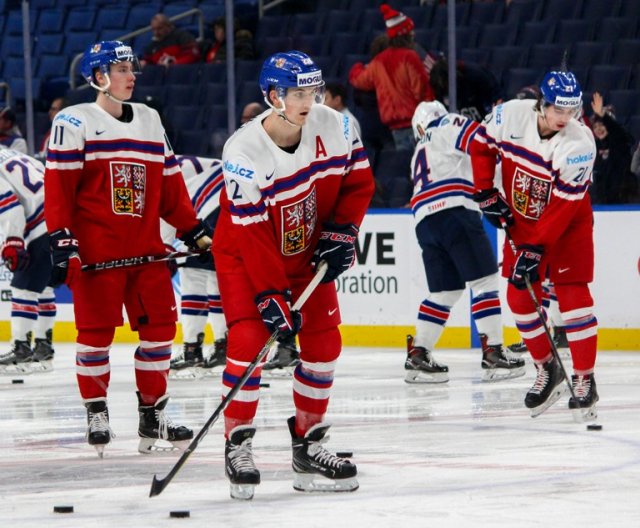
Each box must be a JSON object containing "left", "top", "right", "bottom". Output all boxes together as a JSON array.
[
  {"left": 36, "top": 97, "right": 67, "bottom": 161},
  {"left": 590, "top": 92, "right": 639, "bottom": 204},
  {"left": 0, "top": 107, "right": 27, "bottom": 153},
  {"left": 240, "top": 102, "right": 264, "bottom": 125},
  {"left": 204, "top": 17, "right": 255, "bottom": 63},
  {"left": 324, "top": 82, "right": 362, "bottom": 138},
  {"left": 349, "top": 4, "right": 433, "bottom": 151},
  {"left": 140, "top": 13, "right": 201, "bottom": 67},
  {"left": 428, "top": 56, "right": 502, "bottom": 122}
]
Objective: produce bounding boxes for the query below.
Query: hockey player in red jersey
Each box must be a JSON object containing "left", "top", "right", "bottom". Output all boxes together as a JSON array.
[
  {"left": 470, "top": 71, "right": 599, "bottom": 419},
  {"left": 43, "top": 41, "right": 211, "bottom": 456},
  {"left": 213, "top": 50, "right": 374, "bottom": 499}
]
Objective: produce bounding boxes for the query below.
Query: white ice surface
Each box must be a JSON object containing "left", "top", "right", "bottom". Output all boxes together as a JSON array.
[{"left": 1, "top": 344, "right": 639, "bottom": 527}]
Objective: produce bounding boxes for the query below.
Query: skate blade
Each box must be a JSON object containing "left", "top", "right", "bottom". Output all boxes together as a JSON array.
[
  {"left": 138, "top": 437, "right": 191, "bottom": 455},
  {"left": 404, "top": 371, "right": 449, "bottom": 384},
  {"left": 93, "top": 445, "right": 106, "bottom": 458},
  {"left": 0, "top": 363, "right": 34, "bottom": 376},
  {"left": 293, "top": 473, "right": 359, "bottom": 493},
  {"left": 30, "top": 360, "right": 54, "bottom": 373},
  {"left": 168, "top": 367, "right": 202, "bottom": 381},
  {"left": 230, "top": 483, "right": 256, "bottom": 500},
  {"left": 572, "top": 404, "right": 598, "bottom": 423},
  {"left": 482, "top": 366, "right": 526, "bottom": 382},
  {"left": 530, "top": 385, "right": 567, "bottom": 418},
  {"left": 262, "top": 367, "right": 295, "bottom": 378},
  {"left": 196, "top": 366, "right": 225, "bottom": 378}
]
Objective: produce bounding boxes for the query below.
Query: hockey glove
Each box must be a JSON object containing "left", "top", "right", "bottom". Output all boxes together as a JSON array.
[
  {"left": 255, "top": 290, "right": 302, "bottom": 340},
  {"left": 49, "top": 228, "right": 82, "bottom": 288},
  {"left": 473, "top": 188, "right": 514, "bottom": 229},
  {"left": 312, "top": 222, "right": 359, "bottom": 283},
  {"left": 510, "top": 245, "right": 543, "bottom": 289},
  {"left": 1, "top": 237, "right": 30, "bottom": 272},
  {"left": 179, "top": 219, "right": 212, "bottom": 252}
]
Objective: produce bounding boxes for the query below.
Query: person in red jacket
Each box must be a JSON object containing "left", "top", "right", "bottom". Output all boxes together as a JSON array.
[
  {"left": 141, "top": 14, "right": 201, "bottom": 67},
  {"left": 349, "top": 4, "right": 433, "bottom": 150}
]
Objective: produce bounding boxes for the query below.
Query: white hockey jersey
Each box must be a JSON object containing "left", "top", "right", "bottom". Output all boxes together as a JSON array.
[
  {"left": 0, "top": 147, "right": 47, "bottom": 244},
  {"left": 161, "top": 155, "right": 223, "bottom": 244},
  {"left": 471, "top": 99, "right": 596, "bottom": 246},
  {"left": 410, "top": 113, "right": 482, "bottom": 224}
]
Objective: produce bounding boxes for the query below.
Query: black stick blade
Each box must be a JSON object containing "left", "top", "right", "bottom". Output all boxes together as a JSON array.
[{"left": 150, "top": 475, "right": 167, "bottom": 497}]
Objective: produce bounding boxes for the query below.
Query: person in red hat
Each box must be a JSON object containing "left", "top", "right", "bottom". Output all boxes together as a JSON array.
[{"left": 349, "top": 3, "right": 433, "bottom": 151}]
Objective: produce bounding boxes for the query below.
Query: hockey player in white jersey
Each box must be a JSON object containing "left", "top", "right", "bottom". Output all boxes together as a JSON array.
[
  {"left": 0, "top": 146, "right": 56, "bottom": 375},
  {"left": 166, "top": 155, "right": 228, "bottom": 379},
  {"left": 470, "top": 71, "right": 598, "bottom": 419},
  {"left": 214, "top": 50, "right": 373, "bottom": 499},
  {"left": 406, "top": 101, "right": 524, "bottom": 383}
]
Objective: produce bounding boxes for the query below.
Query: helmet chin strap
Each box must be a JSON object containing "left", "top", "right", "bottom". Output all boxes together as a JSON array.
[
  {"left": 264, "top": 94, "right": 301, "bottom": 129},
  {"left": 91, "top": 73, "right": 128, "bottom": 104}
]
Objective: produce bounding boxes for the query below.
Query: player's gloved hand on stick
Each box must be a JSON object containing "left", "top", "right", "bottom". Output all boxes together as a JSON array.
[
  {"left": 1, "top": 237, "right": 30, "bottom": 272},
  {"left": 164, "top": 244, "right": 179, "bottom": 278},
  {"left": 179, "top": 219, "right": 212, "bottom": 251},
  {"left": 510, "top": 245, "right": 543, "bottom": 289},
  {"left": 312, "top": 222, "right": 358, "bottom": 283},
  {"left": 473, "top": 188, "right": 514, "bottom": 229},
  {"left": 255, "top": 289, "right": 302, "bottom": 340},
  {"left": 49, "top": 228, "right": 82, "bottom": 287}
]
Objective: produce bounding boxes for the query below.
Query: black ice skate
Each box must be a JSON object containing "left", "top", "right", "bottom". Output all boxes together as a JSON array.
[
  {"left": 404, "top": 334, "right": 449, "bottom": 383},
  {"left": 32, "top": 329, "right": 55, "bottom": 373},
  {"left": 262, "top": 335, "right": 300, "bottom": 377},
  {"left": 507, "top": 340, "right": 528, "bottom": 355},
  {"left": 0, "top": 338, "right": 34, "bottom": 375},
  {"left": 84, "top": 397, "right": 114, "bottom": 458},
  {"left": 568, "top": 373, "right": 599, "bottom": 422},
  {"left": 480, "top": 334, "right": 526, "bottom": 382},
  {"left": 525, "top": 357, "right": 567, "bottom": 417},
  {"left": 200, "top": 335, "right": 227, "bottom": 376},
  {"left": 169, "top": 332, "right": 204, "bottom": 380},
  {"left": 137, "top": 392, "right": 193, "bottom": 454},
  {"left": 225, "top": 425, "right": 261, "bottom": 500},
  {"left": 553, "top": 326, "right": 571, "bottom": 359},
  {"left": 288, "top": 417, "right": 358, "bottom": 493}
]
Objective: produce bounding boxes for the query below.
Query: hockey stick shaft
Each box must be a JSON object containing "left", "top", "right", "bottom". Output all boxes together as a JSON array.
[
  {"left": 149, "top": 261, "right": 328, "bottom": 497},
  {"left": 501, "top": 222, "right": 577, "bottom": 401},
  {"left": 81, "top": 250, "right": 207, "bottom": 272}
]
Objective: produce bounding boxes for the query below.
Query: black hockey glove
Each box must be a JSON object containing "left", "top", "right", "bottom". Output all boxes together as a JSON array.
[
  {"left": 510, "top": 245, "right": 543, "bottom": 289},
  {"left": 1, "top": 237, "right": 30, "bottom": 272},
  {"left": 255, "top": 289, "right": 302, "bottom": 340},
  {"left": 312, "top": 222, "right": 359, "bottom": 283},
  {"left": 179, "top": 219, "right": 212, "bottom": 252},
  {"left": 473, "top": 188, "right": 514, "bottom": 229},
  {"left": 49, "top": 228, "right": 82, "bottom": 288}
]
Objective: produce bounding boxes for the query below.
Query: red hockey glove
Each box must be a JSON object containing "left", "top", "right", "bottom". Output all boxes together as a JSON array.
[
  {"left": 510, "top": 245, "right": 543, "bottom": 289},
  {"left": 312, "top": 222, "right": 358, "bottom": 283},
  {"left": 1, "top": 237, "right": 30, "bottom": 272},
  {"left": 255, "top": 290, "right": 302, "bottom": 339},
  {"left": 49, "top": 228, "right": 82, "bottom": 288},
  {"left": 473, "top": 188, "right": 514, "bottom": 229}
]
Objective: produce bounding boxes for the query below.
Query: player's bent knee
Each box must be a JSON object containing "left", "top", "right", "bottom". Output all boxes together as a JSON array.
[
  {"left": 77, "top": 327, "right": 116, "bottom": 348},
  {"left": 138, "top": 323, "right": 176, "bottom": 343}
]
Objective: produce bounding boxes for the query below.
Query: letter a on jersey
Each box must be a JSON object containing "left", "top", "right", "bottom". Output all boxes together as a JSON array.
[{"left": 315, "top": 136, "right": 327, "bottom": 158}]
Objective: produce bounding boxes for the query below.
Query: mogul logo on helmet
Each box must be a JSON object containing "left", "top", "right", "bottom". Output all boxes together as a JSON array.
[
  {"left": 297, "top": 71, "right": 322, "bottom": 87},
  {"left": 115, "top": 45, "right": 134, "bottom": 60},
  {"left": 554, "top": 96, "right": 582, "bottom": 108}
]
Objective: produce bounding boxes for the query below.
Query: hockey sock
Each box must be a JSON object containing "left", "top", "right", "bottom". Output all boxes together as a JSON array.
[
  {"left": 469, "top": 274, "right": 502, "bottom": 345},
  {"left": 294, "top": 411, "right": 324, "bottom": 438},
  {"left": 76, "top": 327, "right": 115, "bottom": 400},
  {"left": 545, "top": 281, "right": 564, "bottom": 328},
  {"left": 507, "top": 282, "right": 551, "bottom": 362},
  {"left": 34, "top": 287, "right": 56, "bottom": 340},
  {"left": 180, "top": 294, "right": 208, "bottom": 342},
  {"left": 414, "top": 291, "right": 461, "bottom": 349},
  {"left": 208, "top": 293, "right": 227, "bottom": 339},
  {"left": 135, "top": 324, "right": 174, "bottom": 404},
  {"left": 10, "top": 287, "right": 38, "bottom": 342}
]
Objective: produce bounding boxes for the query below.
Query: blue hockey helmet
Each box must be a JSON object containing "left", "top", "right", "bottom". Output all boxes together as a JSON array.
[
  {"left": 259, "top": 50, "right": 324, "bottom": 103},
  {"left": 540, "top": 71, "right": 582, "bottom": 109},
  {"left": 411, "top": 100, "right": 447, "bottom": 140},
  {"left": 80, "top": 41, "right": 138, "bottom": 86}
]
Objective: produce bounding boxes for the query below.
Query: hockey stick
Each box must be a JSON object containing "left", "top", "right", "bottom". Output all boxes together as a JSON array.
[
  {"left": 81, "top": 250, "right": 207, "bottom": 272},
  {"left": 149, "top": 261, "right": 328, "bottom": 497},
  {"left": 501, "top": 222, "right": 577, "bottom": 402}
]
